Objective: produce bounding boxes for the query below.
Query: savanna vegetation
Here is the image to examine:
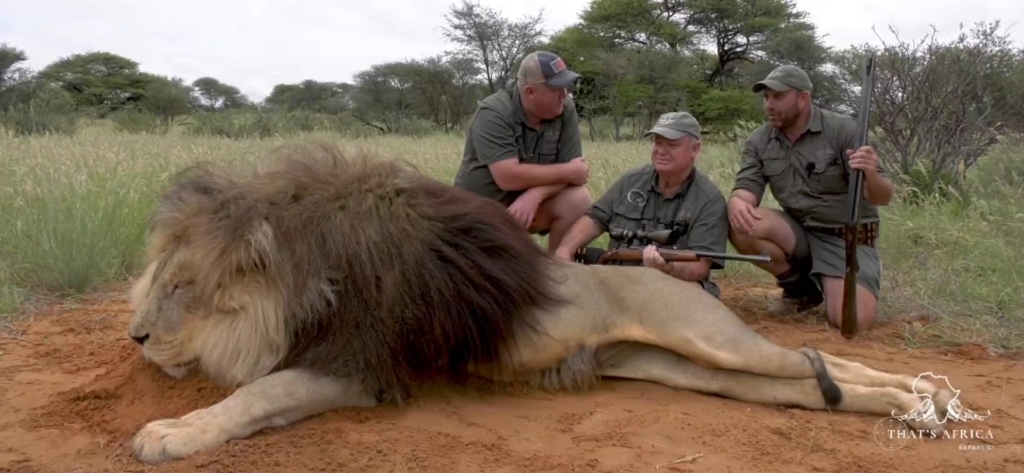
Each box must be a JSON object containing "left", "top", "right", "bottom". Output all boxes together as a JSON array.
[{"left": 1, "top": 0, "right": 1021, "bottom": 352}]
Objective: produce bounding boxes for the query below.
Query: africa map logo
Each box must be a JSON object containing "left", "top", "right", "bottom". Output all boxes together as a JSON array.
[{"left": 872, "top": 372, "right": 994, "bottom": 451}]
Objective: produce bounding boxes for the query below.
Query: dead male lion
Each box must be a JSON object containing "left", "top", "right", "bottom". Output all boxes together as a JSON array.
[{"left": 127, "top": 142, "right": 955, "bottom": 464}]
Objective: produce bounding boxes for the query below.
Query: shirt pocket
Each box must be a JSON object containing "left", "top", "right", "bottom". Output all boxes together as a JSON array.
[
  {"left": 535, "top": 133, "right": 560, "bottom": 164},
  {"left": 607, "top": 196, "right": 647, "bottom": 242},
  {"left": 807, "top": 149, "right": 848, "bottom": 195}
]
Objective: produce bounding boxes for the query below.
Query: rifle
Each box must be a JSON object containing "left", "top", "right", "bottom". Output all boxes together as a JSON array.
[
  {"left": 573, "top": 228, "right": 773, "bottom": 265},
  {"left": 841, "top": 54, "right": 877, "bottom": 339}
]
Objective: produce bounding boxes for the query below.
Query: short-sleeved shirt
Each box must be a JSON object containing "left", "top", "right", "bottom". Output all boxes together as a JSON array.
[
  {"left": 453, "top": 87, "right": 583, "bottom": 207},
  {"left": 731, "top": 105, "right": 887, "bottom": 228},
  {"left": 588, "top": 164, "right": 730, "bottom": 271}
]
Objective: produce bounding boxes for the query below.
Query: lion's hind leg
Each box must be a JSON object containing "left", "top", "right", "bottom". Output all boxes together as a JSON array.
[
  {"left": 595, "top": 342, "right": 941, "bottom": 431},
  {"left": 814, "top": 351, "right": 956, "bottom": 421},
  {"left": 132, "top": 368, "right": 379, "bottom": 464}
]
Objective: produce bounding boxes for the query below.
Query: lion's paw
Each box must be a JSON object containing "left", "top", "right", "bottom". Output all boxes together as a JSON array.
[{"left": 132, "top": 410, "right": 227, "bottom": 464}]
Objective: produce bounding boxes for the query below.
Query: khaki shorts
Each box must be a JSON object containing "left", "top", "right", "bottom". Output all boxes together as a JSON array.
[{"left": 774, "top": 210, "right": 882, "bottom": 299}]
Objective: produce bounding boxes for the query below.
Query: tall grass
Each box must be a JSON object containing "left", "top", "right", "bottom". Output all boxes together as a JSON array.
[{"left": 0, "top": 125, "right": 1021, "bottom": 351}]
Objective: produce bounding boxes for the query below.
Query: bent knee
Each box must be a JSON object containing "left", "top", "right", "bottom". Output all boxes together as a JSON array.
[{"left": 549, "top": 185, "right": 593, "bottom": 217}]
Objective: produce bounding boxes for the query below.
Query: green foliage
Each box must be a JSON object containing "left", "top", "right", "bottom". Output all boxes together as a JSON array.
[
  {"left": 0, "top": 82, "right": 79, "bottom": 136},
  {"left": 185, "top": 110, "right": 379, "bottom": 139},
  {"left": 684, "top": 82, "right": 763, "bottom": 136},
  {"left": 36, "top": 51, "right": 151, "bottom": 116},
  {"left": 109, "top": 109, "right": 164, "bottom": 134}
]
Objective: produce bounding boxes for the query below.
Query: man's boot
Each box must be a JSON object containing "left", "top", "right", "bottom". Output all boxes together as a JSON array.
[{"left": 768, "top": 267, "right": 824, "bottom": 317}]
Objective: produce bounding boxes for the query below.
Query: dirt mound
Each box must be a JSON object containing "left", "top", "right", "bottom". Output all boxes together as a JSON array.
[{"left": 1, "top": 284, "right": 1022, "bottom": 473}]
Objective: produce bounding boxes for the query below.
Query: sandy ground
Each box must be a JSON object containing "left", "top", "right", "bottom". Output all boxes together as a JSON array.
[{"left": 1, "top": 283, "right": 1022, "bottom": 473}]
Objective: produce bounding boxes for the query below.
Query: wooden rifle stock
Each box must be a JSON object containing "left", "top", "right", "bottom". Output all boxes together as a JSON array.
[
  {"left": 593, "top": 248, "right": 772, "bottom": 265},
  {"left": 841, "top": 54, "right": 877, "bottom": 339}
]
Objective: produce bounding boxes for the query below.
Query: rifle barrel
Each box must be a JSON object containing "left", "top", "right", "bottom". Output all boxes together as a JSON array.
[
  {"left": 600, "top": 248, "right": 772, "bottom": 264},
  {"left": 675, "top": 250, "right": 773, "bottom": 264}
]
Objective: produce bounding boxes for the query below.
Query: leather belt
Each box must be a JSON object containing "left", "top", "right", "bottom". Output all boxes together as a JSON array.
[{"left": 807, "top": 222, "right": 879, "bottom": 248}]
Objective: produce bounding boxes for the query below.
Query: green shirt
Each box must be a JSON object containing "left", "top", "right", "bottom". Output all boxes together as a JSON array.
[
  {"left": 588, "top": 164, "right": 730, "bottom": 272},
  {"left": 453, "top": 87, "right": 583, "bottom": 206},
  {"left": 732, "top": 105, "right": 886, "bottom": 228}
]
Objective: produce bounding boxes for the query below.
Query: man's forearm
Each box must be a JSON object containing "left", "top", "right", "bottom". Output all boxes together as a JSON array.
[
  {"left": 863, "top": 173, "right": 894, "bottom": 206},
  {"left": 522, "top": 182, "right": 567, "bottom": 202},
  {"left": 729, "top": 189, "right": 760, "bottom": 207},
  {"left": 555, "top": 216, "right": 602, "bottom": 256},
  {"left": 664, "top": 260, "right": 711, "bottom": 283},
  {"left": 492, "top": 162, "right": 571, "bottom": 191}
]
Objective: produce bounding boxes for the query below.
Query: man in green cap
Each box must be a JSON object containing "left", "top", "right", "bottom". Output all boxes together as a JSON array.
[
  {"left": 553, "top": 111, "right": 730, "bottom": 298},
  {"left": 727, "top": 64, "right": 895, "bottom": 331},
  {"left": 453, "top": 50, "right": 592, "bottom": 254}
]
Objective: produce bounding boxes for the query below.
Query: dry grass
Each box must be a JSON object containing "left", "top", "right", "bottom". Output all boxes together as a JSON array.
[{"left": 0, "top": 125, "right": 1021, "bottom": 351}]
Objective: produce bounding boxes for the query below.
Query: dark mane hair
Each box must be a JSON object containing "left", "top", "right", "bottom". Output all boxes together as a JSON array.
[{"left": 148, "top": 142, "right": 565, "bottom": 403}]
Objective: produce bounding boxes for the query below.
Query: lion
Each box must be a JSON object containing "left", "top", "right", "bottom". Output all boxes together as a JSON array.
[{"left": 126, "top": 142, "right": 957, "bottom": 464}]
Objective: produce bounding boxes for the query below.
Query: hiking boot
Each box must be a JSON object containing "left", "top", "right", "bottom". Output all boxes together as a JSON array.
[
  {"left": 767, "top": 290, "right": 824, "bottom": 317},
  {"left": 768, "top": 268, "right": 824, "bottom": 317}
]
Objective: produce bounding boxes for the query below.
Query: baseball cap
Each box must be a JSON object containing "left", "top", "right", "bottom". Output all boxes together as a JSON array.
[
  {"left": 752, "top": 65, "right": 813, "bottom": 93},
  {"left": 643, "top": 111, "right": 701, "bottom": 141},
  {"left": 517, "top": 51, "right": 580, "bottom": 89}
]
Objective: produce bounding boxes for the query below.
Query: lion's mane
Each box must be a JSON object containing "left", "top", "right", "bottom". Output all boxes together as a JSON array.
[{"left": 144, "top": 142, "right": 564, "bottom": 403}]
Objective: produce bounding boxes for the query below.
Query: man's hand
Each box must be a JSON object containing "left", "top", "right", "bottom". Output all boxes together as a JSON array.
[
  {"left": 642, "top": 245, "right": 670, "bottom": 273},
  {"left": 846, "top": 146, "right": 880, "bottom": 180},
  {"left": 507, "top": 191, "right": 543, "bottom": 229},
  {"left": 727, "top": 195, "right": 761, "bottom": 235},
  {"left": 564, "top": 157, "right": 589, "bottom": 186}
]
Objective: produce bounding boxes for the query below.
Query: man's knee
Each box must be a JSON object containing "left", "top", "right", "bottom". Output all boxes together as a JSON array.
[
  {"left": 547, "top": 185, "right": 592, "bottom": 219},
  {"left": 729, "top": 209, "right": 801, "bottom": 257},
  {"left": 814, "top": 240, "right": 882, "bottom": 330},
  {"left": 820, "top": 277, "right": 879, "bottom": 330}
]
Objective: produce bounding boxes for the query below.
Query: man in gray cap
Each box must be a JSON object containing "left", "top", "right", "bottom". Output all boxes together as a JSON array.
[
  {"left": 454, "top": 50, "right": 592, "bottom": 254},
  {"left": 727, "top": 64, "right": 895, "bottom": 331},
  {"left": 553, "top": 111, "right": 730, "bottom": 298}
]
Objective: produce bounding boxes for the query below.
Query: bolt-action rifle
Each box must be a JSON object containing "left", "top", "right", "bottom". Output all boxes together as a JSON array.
[
  {"left": 573, "top": 228, "right": 772, "bottom": 265},
  {"left": 841, "top": 54, "right": 877, "bottom": 339}
]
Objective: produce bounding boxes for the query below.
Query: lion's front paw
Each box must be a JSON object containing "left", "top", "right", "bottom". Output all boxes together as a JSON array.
[{"left": 132, "top": 410, "right": 227, "bottom": 464}]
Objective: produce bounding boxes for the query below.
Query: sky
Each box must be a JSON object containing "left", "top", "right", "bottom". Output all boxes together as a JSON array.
[{"left": 2, "top": 0, "right": 1021, "bottom": 101}]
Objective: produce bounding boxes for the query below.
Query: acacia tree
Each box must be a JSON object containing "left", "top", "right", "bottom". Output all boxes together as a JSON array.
[{"left": 830, "top": 22, "right": 1015, "bottom": 195}]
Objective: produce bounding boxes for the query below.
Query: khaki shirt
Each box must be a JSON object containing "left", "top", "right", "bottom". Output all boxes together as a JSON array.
[
  {"left": 589, "top": 164, "right": 730, "bottom": 272},
  {"left": 732, "top": 106, "right": 886, "bottom": 228},
  {"left": 453, "top": 87, "right": 583, "bottom": 207}
]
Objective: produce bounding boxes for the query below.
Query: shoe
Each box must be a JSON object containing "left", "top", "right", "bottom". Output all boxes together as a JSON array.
[
  {"left": 767, "top": 290, "right": 824, "bottom": 317},
  {"left": 769, "top": 269, "right": 824, "bottom": 317}
]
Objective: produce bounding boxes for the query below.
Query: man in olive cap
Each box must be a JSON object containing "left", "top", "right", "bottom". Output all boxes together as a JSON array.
[
  {"left": 454, "top": 50, "right": 592, "bottom": 254},
  {"left": 554, "top": 111, "right": 730, "bottom": 298},
  {"left": 727, "top": 64, "right": 895, "bottom": 331}
]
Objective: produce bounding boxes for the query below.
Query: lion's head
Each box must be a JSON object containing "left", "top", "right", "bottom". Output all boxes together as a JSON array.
[
  {"left": 127, "top": 142, "right": 563, "bottom": 400},
  {"left": 127, "top": 161, "right": 289, "bottom": 387}
]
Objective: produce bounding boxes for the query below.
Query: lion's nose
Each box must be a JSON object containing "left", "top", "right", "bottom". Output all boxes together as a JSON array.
[{"left": 130, "top": 333, "right": 150, "bottom": 345}]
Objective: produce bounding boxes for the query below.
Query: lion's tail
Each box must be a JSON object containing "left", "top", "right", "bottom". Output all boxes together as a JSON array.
[{"left": 798, "top": 347, "right": 843, "bottom": 409}]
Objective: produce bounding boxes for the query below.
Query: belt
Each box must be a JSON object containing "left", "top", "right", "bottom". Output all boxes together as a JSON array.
[{"left": 807, "top": 222, "right": 880, "bottom": 248}]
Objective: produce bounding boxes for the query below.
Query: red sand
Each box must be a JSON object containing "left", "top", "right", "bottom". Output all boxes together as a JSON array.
[{"left": 1, "top": 283, "right": 1022, "bottom": 473}]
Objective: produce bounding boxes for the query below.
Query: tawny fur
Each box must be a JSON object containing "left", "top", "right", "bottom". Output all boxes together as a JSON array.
[
  {"left": 129, "top": 142, "right": 560, "bottom": 398},
  {"left": 126, "top": 142, "right": 966, "bottom": 466}
]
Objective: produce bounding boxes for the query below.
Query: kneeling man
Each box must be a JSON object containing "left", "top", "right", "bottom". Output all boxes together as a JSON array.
[
  {"left": 727, "top": 65, "right": 894, "bottom": 331},
  {"left": 553, "top": 111, "right": 730, "bottom": 298}
]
